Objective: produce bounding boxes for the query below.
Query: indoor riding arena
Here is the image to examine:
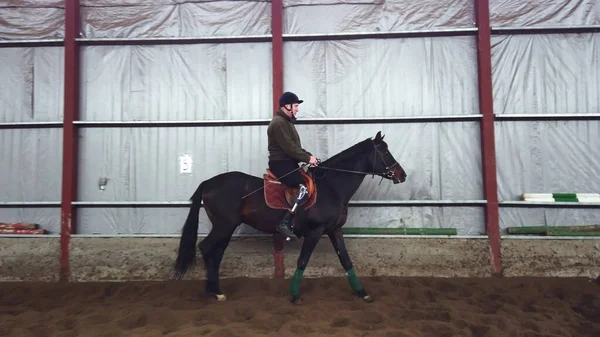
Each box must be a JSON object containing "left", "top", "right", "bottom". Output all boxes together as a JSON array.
[{"left": 1, "top": 1, "right": 599, "bottom": 336}]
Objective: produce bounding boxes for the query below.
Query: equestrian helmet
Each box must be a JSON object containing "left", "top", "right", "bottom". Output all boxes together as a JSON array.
[{"left": 279, "top": 92, "right": 304, "bottom": 107}]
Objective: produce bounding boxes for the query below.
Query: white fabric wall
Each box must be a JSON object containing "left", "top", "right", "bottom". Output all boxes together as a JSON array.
[
  {"left": 0, "top": 46, "right": 64, "bottom": 233},
  {"left": 283, "top": 0, "right": 475, "bottom": 33},
  {"left": 80, "top": 0, "right": 271, "bottom": 39},
  {"left": 490, "top": 0, "right": 600, "bottom": 231},
  {"left": 283, "top": 37, "right": 479, "bottom": 118},
  {"left": 1, "top": 0, "right": 598, "bottom": 235},
  {"left": 0, "top": 0, "right": 65, "bottom": 232},
  {"left": 0, "top": 47, "right": 64, "bottom": 122},
  {"left": 0, "top": 0, "right": 64, "bottom": 39},
  {"left": 490, "top": 0, "right": 599, "bottom": 27},
  {"left": 80, "top": 44, "right": 273, "bottom": 121}
]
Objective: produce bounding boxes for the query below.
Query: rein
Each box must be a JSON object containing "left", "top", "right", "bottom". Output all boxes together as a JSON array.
[
  {"left": 312, "top": 140, "right": 400, "bottom": 184},
  {"left": 241, "top": 139, "right": 400, "bottom": 199}
]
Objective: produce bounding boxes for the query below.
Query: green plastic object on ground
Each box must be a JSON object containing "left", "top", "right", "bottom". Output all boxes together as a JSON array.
[
  {"left": 546, "top": 231, "right": 600, "bottom": 237},
  {"left": 342, "top": 227, "right": 457, "bottom": 235},
  {"left": 507, "top": 224, "right": 600, "bottom": 235}
]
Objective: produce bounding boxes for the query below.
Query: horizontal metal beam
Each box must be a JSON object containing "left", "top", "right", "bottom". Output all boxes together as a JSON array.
[
  {"left": 77, "top": 35, "right": 272, "bottom": 46},
  {"left": 0, "top": 39, "right": 64, "bottom": 48},
  {"left": 0, "top": 121, "right": 63, "bottom": 129},
  {"left": 283, "top": 27, "right": 478, "bottom": 41},
  {"left": 6, "top": 201, "right": 597, "bottom": 209},
  {"left": 72, "top": 28, "right": 479, "bottom": 46},
  {"left": 500, "top": 201, "right": 600, "bottom": 208},
  {"left": 0, "top": 201, "right": 61, "bottom": 208},
  {"left": 4, "top": 200, "right": 597, "bottom": 209},
  {"left": 72, "top": 201, "right": 190, "bottom": 207},
  {"left": 7, "top": 114, "right": 599, "bottom": 128},
  {"left": 495, "top": 113, "right": 600, "bottom": 121},
  {"left": 492, "top": 25, "right": 600, "bottom": 35},
  {"left": 295, "top": 115, "right": 483, "bottom": 124},
  {"left": 74, "top": 119, "right": 270, "bottom": 127},
  {"left": 64, "top": 233, "right": 486, "bottom": 239},
  {"left": 73, "top": 115, "right": 483, "bottom": 128},
  {"left": 348, "top": 200, "right": 487, "bottom": 207},
  {"left": 0, "top": 233, "right": 594, "bottom": 240},
  {"left": 68, "top": 233, "right": 271, "bottom": 238},
  {"left": 70, "top": 200, "right": 486, "bottom": 207}
]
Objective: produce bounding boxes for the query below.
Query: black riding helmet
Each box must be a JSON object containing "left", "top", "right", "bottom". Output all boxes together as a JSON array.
[{"left": 279, "top": 92, "right": 304, "bottom": 107}]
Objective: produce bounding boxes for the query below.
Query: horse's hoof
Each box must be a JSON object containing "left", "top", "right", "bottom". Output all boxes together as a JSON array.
[
  {"left": 356, "top": 289, "right": 373, "bottom": 302},
  {"left": 290, "top": 295, "right": 303, "bottom": 305},
  {"left": 214, "top": 293, "right": 227, "bottom": 301},
  {"left": 361, "top": 295, "right": 374, "bottom": 303}
]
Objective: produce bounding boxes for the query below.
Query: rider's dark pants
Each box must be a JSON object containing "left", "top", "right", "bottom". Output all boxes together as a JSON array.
[{"left": 268, "top": 159, "right": 303, "bottom": 187}]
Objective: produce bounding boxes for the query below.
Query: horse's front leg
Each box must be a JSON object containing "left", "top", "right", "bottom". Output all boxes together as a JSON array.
[
  {"left": 328, "top": 226, "right": 373, "bottom": 302},
  {"left": 289, "top": 225, "right": 324, "bottom": 304}
]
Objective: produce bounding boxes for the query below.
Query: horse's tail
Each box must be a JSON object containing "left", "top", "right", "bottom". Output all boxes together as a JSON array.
[{"left": 173, "top": 180, "right": 205, "bottom": 279}]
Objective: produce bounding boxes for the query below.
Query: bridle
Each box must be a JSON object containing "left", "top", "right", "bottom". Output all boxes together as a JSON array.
[{"left": 311, "top": 140, "right": 400, "bottom": 184}]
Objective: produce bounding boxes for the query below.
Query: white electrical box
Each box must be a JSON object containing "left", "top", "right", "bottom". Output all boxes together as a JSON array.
[{"left": 179, "top": 154, "right": 193, "bottom": 174}]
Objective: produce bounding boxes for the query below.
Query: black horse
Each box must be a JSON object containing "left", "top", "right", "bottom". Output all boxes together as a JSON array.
[{"left": 173, "top": 131, "right": 407, "bottom": 303}]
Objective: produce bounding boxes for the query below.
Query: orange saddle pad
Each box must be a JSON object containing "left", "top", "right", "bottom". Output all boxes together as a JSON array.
[{"left": 263, "top": 168, "right": 317, "bottom": 211}]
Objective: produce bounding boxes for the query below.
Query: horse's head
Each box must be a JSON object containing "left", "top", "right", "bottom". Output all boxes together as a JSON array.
[{"left": 368, "top": 131, "right": 407, "bottom": 184}]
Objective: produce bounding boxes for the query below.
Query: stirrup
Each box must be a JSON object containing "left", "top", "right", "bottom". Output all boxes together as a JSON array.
[
  {"left": 297, "top": 184, "right": 308, "bottom": 201},
  {"left": 291, "top": 184, "right": 308, "bottom": 213}
]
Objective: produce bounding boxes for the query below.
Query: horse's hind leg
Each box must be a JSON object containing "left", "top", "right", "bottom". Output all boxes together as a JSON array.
[
  {"left": 328, "top": 227, "right": 373, "bottom": 302},
  {"left": 199, "top": 212, "right": 238, "bottom": 301}
]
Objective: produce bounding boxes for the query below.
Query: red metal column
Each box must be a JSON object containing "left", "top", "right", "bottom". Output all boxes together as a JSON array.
[
  {"left": 60, "top": 0, "right": 81, "bottom": 281},
  {"left": 272, "top": 0, "right": 284, "bottom": 110},
  {"left": 271, "top": 0, "right": 285, "bottom": 279},
  {"left": 475, "top": 0, "right": 502, "bottom": 275}
]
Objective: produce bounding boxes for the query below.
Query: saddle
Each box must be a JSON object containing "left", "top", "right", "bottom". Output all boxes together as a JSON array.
[{"left": 263, "top": 168, "right": 317, "bottom": 211}]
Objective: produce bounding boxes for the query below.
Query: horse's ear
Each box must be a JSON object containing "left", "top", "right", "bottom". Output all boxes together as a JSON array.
[{"left": 375, "top": 131, "right": 384, "bottom": 143}]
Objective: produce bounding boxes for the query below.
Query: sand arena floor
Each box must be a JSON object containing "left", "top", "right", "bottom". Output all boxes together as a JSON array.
[{"left": 1, "top": 276, "right": 599, "bottom": 337}]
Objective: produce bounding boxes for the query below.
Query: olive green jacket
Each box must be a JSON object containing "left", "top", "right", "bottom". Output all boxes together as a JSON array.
[{"left": 267, "top": 110, "right": 312, "bottom": 163}]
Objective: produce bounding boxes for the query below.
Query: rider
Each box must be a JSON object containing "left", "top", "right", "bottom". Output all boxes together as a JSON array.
[{"left": 267, "top": 91, "right": 319, "bottom": 238}]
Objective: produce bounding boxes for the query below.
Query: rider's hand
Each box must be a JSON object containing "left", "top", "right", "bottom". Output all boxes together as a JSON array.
[{"left": 309, "top": 156, "right": 319, "bottom": 166}]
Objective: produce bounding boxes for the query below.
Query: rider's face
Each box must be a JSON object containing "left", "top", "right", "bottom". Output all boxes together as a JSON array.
[{"left": 284, "top": 103, "right": 299, "bottom": 117}]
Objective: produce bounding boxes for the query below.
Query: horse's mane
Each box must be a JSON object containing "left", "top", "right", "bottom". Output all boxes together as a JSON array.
[{"left": 319, "top": 137, "right": 374, "bottom": 168}]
